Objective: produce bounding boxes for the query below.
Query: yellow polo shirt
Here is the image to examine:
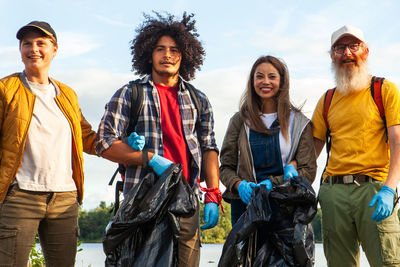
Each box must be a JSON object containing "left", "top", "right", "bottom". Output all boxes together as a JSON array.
[{"left": 312, "top": 79, "right": 400, "bottom": 181}]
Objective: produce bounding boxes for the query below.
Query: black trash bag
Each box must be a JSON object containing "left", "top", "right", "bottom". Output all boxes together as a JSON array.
[
  {"left": 219, "top": 176, "right": 317, "bottom": 267},
  {"left": 103, "top": 163, "right": 197, "bottom": 267}
]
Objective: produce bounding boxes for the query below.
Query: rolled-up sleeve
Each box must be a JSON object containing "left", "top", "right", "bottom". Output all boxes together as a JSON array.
[{"left": 95, "top": 85, "right": 131, "bottom": 156}]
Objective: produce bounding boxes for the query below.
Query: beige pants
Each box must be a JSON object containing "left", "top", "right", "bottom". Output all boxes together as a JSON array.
[
  {"left": 0, "top": 184, "right": 79, "bottom": 267},
  {"left": 178, "top": 197, "right": 201, "bottom": 267}
]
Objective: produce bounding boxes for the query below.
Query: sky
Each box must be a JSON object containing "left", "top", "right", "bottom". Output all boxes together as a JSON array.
[{"left": 1, "top": 0, "right": 400, "bottom": 210}]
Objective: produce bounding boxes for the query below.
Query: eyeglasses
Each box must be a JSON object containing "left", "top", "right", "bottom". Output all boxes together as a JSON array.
[{"left": 332, "top": 43, "right": 362, "bottom": 54}]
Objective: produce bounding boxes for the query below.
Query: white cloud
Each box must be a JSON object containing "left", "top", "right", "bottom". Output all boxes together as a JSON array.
[
  {"left": 193, "top": 66, "right": 248, "bottom": 146},
  {"left": 81, "top": 155, "right": 116, "bottom": 210},
  {"left": 93, "top": 14, "right": 134, "bottom": 28},
  {"left": 49, "top": 68, "right": 135, "bottom": 128},
  {"left": 249, "top": 27, "right": 327, "bottom": 57},
  {"left": 0, "top": 46, "right": 22, "bottom": 72},
  {"left": 57, "top": 31, "right": 100, "bottom": 59},
  {"left": 291, "top": 77, "right": 334, "bottom": 116},
  {"left": 53, "top": 68, "right": 134, "bottom": 97},
  {"left": 369, "top": 43, "right": 400, "bottom": 81},
  {"left": 81, "top": 185, "right": 115, "bottom": 211}
]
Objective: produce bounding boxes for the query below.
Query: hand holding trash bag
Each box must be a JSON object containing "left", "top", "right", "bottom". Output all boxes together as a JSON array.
[
  {"left": 258, "top": 179, "right": 272, "bottom": 191},
  {"left": 369, "top": 185, "right": 395, "bottom": 222},
  {"left": 201, "top": 203, "right": 219, "bottom": 229},
  {"left": 149, "top": 154, "right": 173, "bottom": 176},
  {"left": 128, "top": 132, "right": 145, "bottom": 151},
  {"left": 283, "top": 164, "right": 298, "bottom": 180},
  {"left": 238, "top": 180, "right": 257, "bottom": 204},
  {"left": 218, "top": 176, "right": 317, "bottom": 267},
  {"left": 103, "top": 163, "right": 197, "bottom": 266}
]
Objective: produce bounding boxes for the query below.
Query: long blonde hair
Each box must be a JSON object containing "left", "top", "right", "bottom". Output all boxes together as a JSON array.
[{"left": 239, "top": 55, "right": 299, "bottom": 140}]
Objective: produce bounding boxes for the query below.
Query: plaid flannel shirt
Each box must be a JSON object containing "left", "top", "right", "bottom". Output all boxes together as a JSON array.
[{"left": 95, "top": 75, "right": 218, "bottom": 194}]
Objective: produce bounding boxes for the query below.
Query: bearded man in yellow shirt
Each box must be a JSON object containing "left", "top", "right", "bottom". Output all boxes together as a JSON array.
[{"left": 312, "top": 25, "right": 400, "bottom": 267}]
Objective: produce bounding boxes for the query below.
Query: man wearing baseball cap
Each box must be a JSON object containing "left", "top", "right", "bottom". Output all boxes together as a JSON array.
[
  {"left": 0, "top": 21, "right": 96, "bottom": 266},
  {"left": 312, "top": 25, "right": 400, "bottom": 266}
]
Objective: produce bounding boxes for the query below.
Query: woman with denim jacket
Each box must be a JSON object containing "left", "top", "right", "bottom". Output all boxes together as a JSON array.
[{"left": 220, "top": 55, "right": 317, "bottom": 225}]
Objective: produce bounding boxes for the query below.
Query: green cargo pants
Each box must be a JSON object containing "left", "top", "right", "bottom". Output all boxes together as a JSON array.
[{"left": 319, "top": 178, "right": 400, "bottom": 267}]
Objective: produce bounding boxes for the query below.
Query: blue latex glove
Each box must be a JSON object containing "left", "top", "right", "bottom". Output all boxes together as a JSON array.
[
  {"left": 238, "top": 180, "right": 257, "bottom": 204},
  {"left": 200, "top": 202, "right": 219, "bottom": 230},
  {"left": 128, "top": 132, "right": 145, "bottom": 151},
  {"left": 148, "top": 154, "right": 173, "bottom": 176},
  {"left": 369, "top": 185, "right": 395, "bottom": 222},
  {"left": 283, "top": 164, "right": 298, "bottom": 181},
  {"left": 258, "top": 179, "right": 272, "bottom": 191}
]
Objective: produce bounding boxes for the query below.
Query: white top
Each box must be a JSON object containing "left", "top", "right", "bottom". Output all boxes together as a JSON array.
[
  {"left": 16, "top": 80, "right": 76, "bottom": 191},
  {"left": 260, "top": 111, "right": 295, "bottom": 166}
]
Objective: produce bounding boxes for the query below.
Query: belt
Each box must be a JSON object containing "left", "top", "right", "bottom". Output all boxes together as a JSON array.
[{"left": 324, "top": 175, "right": 372, "bottom": 186}]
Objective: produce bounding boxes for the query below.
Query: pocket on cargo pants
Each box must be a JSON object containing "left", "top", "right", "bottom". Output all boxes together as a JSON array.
[
  {"left": 377, "top": 216, "right": 400, "bottom": 265},
  {"left": 0, "top": 228, "right": 17, "bottom": 266}
]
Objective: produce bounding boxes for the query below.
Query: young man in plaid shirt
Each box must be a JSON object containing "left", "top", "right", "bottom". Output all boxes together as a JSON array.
[{"left": 96, "top": 12, "right": 221, "bottom": 266}]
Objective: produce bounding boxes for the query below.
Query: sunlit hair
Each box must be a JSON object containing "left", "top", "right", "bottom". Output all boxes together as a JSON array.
[
  {"left": 130, "top": 12, "right": 205, "bottom": 81},
  {"left": 239, "top": 55, "right": 299, "bottom": 140},
  {"left": 331, "top": 43, "right": 370, "bottom": 94}
]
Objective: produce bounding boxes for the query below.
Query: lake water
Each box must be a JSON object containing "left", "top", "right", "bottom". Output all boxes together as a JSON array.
[{"left": 74, "top": 243, "right": 370, "bottom": 267}]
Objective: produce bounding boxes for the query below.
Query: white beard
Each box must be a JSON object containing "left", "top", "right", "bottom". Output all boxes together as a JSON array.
[{"left": 332, "top": 58, "right": 370, "bottom": 94}]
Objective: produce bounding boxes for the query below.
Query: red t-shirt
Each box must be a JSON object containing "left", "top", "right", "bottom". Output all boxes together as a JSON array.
[{"left": 155, "top": 83, "right": 191, "bottom": 181}]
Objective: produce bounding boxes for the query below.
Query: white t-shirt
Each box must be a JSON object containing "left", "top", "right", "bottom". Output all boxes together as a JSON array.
[
  {"left": 16, "top": 80, "right": 76, "bottom": 191},
  {"left": 260, "top": 112, "right": 295, "bottom": 166}
]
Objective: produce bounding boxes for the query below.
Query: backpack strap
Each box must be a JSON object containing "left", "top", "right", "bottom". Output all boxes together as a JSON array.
[
  {"left": 109, "top": 80, "right": 144, "bottom": 214},
  {"left": 323, "top": 88, "right": 336, "bottom": 131},
  {"left": 323, "top": 88, "right": 336, "bottom": 155},
  {"left": 126, "top": 80, "right": 144, "bottom": 136},
  {"left": 370, "top": 76, "right": 387, "bottom": 140},
  {"left": 320, "top": 88, "right": 336, "bottom": 185}
]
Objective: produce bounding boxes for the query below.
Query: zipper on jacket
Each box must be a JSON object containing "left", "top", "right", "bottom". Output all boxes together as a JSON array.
[{"left": 54, "top": 97, "right": 84, "bottom": 199}]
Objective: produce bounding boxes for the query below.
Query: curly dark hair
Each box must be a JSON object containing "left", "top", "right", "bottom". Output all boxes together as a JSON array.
[{"left": 130, "top": 12, "right": 205, "bottom": 81}]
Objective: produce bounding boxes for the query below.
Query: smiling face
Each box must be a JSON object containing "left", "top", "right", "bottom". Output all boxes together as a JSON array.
[
  {"left": 331, "top": 35, "right": 369, "bottom": 70},
  {"left": 150, "top": 35, "right": 182, "bottom": 83},
  {"left": 331, "top": 35, "right": 370, "bottom": 94},
  {"left": 253, "top": 62, "right": 281, "bottom": 110},
  {"left": 20, "top": 30, "right": 57, "bottom": 77}
]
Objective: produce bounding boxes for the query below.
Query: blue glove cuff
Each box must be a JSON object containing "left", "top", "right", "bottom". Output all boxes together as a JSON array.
[
  {"left": 148, "top": 154, "right": 160, "bottom": 167},
  {"left": 284, "top": 165, "right": 296, "bottom": 172},
  {"left": 382, "top": 185, "right": 396, "bottom": 195},
  {"left": 238, "top": 180, "right": 247, "bottom": 188},
  {"left": 206, "top": 202, "right": 218, "bottom": 208}
]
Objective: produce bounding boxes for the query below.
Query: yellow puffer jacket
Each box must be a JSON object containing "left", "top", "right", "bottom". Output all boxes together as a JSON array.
[{"left": 0, "top": 73, "right": 97, "bottom": 204}]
